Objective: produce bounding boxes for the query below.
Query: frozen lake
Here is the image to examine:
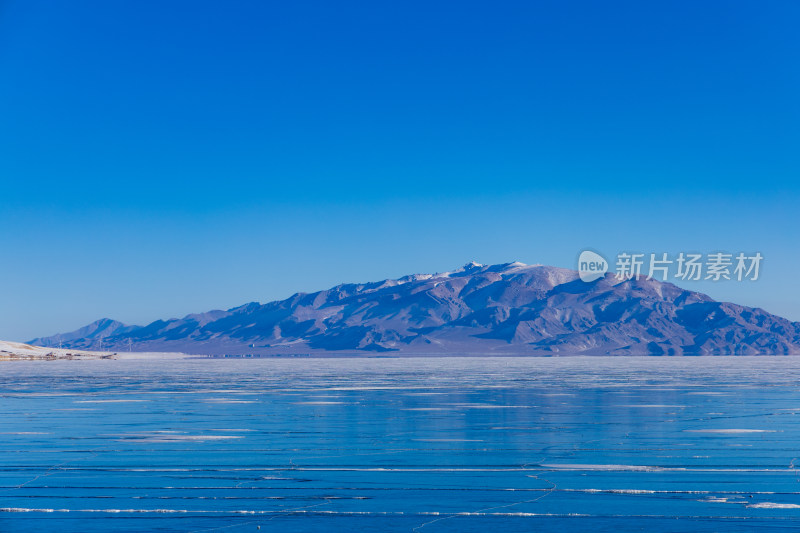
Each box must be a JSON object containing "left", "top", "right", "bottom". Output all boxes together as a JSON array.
[{"left": 2, "top": 356, "right": 800, "bottom": 532}]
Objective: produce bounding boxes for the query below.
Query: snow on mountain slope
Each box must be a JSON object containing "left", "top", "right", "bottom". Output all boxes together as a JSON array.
[{"left": 0, "top": 340, "right": 114, "bottom": 360}]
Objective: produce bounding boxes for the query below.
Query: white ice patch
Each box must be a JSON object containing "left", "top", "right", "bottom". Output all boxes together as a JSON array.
[
  {"left": 748, "top": 502, "right": 800, "bottom": 509},
  {"left": 685, "top": 429, "right": 775, "bottom": 434}
]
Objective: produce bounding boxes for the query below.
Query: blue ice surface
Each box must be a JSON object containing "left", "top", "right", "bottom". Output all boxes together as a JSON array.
[{"left": 1, "top": 356, "right": 800, "bottom": 532}]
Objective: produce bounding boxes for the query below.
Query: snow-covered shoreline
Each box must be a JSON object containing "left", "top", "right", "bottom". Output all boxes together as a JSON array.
[{"left": 0, "top": 340, "right": 189, "bottom": 361}]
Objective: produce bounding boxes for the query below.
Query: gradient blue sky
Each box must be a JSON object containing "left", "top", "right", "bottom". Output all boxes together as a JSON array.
[{"left": 1, "top": 1, "right": 798, "bottom": 341}]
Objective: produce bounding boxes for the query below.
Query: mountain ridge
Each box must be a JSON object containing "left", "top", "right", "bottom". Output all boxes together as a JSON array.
[{"left": 29, "top": 262, "right": 800, "bottom": 356}]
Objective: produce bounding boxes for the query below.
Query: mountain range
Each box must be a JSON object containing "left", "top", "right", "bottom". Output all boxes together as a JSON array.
[{"left": 29, "top": 261, "right": 800, "bottom": 356}]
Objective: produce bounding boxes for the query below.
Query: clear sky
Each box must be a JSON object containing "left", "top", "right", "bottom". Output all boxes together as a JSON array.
[{"left": 1, "top": 1, "right": 798, "bottom": 341}]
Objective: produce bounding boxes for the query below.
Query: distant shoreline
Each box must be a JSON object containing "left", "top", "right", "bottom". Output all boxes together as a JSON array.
[{"left": 3, "top": 349, "right": 800, "bottom": 361}]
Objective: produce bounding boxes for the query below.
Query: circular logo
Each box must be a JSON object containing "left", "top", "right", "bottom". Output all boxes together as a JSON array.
[{"left": 578, "top": 250, "right": 608, "bottom": 282}]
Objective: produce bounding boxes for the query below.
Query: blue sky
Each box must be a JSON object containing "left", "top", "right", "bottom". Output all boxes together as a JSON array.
[{"left": 1, "top": 1, "right": 798, "bottom": 341}]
